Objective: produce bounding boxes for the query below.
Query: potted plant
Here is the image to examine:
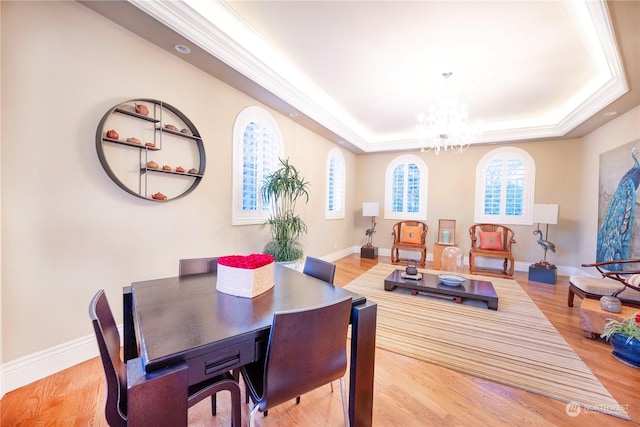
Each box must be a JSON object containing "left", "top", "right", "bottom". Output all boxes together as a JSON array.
[
  {"left": 261, "top": 158, "right": 310, "bottom": 262},
  {"left": 601, "top": 312, "right": 640, "bottom": 368}
]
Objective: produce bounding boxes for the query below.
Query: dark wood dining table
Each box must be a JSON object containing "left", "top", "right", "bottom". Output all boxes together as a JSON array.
[{"left": 122, "top": 263, "right": 377, "bottom": 426}]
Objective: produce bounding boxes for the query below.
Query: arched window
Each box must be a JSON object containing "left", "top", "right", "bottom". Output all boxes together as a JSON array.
[
  {"left": 232, "top": 106, "right": 284, "bottom": 225},
  {"left": 384, "top": 154, "right": 428, "bottom": 220},
  {"left": 474, "top": 147, "right": 535, "bottom": 225},
  {"left": 326, "top": 148, "right": 346, "bottom": 219}
]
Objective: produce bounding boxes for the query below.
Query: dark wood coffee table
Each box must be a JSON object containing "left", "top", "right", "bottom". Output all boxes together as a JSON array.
[{"left": 384, "top": 269, "right": 499, "bottom": 310}]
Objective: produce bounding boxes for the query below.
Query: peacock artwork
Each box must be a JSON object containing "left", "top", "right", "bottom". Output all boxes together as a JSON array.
[{"left": 597, "top": 142, "right": 640, "bottom": 270}]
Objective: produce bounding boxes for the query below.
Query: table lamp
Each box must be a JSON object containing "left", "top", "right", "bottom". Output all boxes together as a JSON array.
[{"left": 361, "top": 202, "right": 379, "bottom": 259}]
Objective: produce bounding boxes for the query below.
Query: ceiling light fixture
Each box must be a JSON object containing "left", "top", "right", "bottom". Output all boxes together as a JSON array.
[
  {"left": 174, "top": 44, "right": 191, "bottom": 54},
  {"left": 416, "top": 72, "right": 482, "bottom": 154}
]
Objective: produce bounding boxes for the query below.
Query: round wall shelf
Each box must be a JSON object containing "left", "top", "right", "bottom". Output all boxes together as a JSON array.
[{"left": 96, "top": 98, "right": 206, "bottom": 201}]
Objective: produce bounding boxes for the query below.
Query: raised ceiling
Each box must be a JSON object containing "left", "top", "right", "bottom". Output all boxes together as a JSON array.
[{"left": 81, "top": 0, "right": 639, "bottom": 154}]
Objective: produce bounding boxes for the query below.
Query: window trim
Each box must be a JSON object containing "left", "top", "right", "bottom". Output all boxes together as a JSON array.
[
  {"left": 325, "top": 148, "right": 346, "bottom": 220},
  {"left": 384, "top": 154, "right": 428, "bottom": 221},
  {"left": 474, "top": 146, "right": 535, "bottom": 225},
  {"left": 231, "top": 106, "right": 284, "bottom": 225}
]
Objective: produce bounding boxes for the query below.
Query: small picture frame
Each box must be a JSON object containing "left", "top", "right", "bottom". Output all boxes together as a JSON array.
[{"left": 438, "top": 219, "right": 456, "bottom": 245}]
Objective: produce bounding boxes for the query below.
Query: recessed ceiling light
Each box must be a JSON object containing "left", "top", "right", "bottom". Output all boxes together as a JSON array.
[
  {"left": 603, "top": 111, "right": 618, "bottom": 116},
  {"left": 288, "top": 112, "right": 298, "bottom": 117},
  {"left": 174, "top": 44, "right": 191, "bottom": 54}
]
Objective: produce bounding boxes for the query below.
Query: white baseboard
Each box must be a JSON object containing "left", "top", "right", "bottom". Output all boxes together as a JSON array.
[{"left": 0, "top": 329, "right": 114, "bottom": 397}]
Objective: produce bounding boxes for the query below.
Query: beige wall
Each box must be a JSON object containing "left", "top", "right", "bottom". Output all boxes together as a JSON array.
[
  {"left": 355, "top": 138, "right": 582, "bottom": 268},
  {"left": 0, "top": 0, "right": 638, "bottom": 385},
  {"left": 0, "top": 1, "right": 356, "bottom": 362}
]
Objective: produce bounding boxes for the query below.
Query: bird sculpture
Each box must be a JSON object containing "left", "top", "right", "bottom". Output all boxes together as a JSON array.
[
  {"left": 365, "top": 222, "right": 377, "bottom": 246},
  {"left": 533, "top": 228, "right": 555, "bottom": 263},
  {"left": 597, "top": 147, "right": 640, "bottom": 270}
]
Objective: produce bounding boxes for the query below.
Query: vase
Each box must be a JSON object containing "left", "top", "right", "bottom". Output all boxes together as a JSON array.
[{"left": 609, "top": 333, "right": 640, "bottom": 368}]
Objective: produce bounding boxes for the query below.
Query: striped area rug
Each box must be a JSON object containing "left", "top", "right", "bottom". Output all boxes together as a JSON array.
[{"left": 345, "top": 263, "right": 629, "bottom": 420}]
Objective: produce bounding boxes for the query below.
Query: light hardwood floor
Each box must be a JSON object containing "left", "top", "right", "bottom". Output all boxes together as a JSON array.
[{"left": 2, "top": 255, "right": 639, "bottom": 426}]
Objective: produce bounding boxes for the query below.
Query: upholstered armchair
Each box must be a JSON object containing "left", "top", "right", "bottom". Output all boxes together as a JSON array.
[{"left": 468, "top": 223, "right": 516, "bottom": 277}]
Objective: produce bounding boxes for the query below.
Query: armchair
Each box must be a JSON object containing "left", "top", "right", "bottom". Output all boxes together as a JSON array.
[
  {"left": 391, "top": 221, "right": 428, "bottom": 267},
  {"left": 468, "top": 223, "right": 516, "bottom": 277}
]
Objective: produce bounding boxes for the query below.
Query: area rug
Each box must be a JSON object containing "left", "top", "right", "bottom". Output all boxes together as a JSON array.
[{"left": 344, "top": 263, "right": 629, "bottom": 420}]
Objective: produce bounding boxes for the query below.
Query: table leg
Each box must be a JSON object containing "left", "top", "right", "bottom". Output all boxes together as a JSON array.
[{"left": 349, "top": 302, "right": 377, "bottom": 427}]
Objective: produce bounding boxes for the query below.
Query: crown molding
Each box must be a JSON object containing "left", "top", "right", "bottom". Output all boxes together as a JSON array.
[{"left": 128, "top": 0, "right": 626, "bottom": 152}]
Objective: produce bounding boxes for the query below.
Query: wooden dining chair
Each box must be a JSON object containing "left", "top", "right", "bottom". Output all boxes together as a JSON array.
[
  {"left": 303, "top": 256, "right": 336, "bottom": 284},
  {"left": 241, "top": 296, "right": 352, "bottom": 427},
  {"left": 89, "top": 289, "right": 241, "bottom": 427},
  {"left": 178, "top": 256, "right": 218, "bottom": 276}
]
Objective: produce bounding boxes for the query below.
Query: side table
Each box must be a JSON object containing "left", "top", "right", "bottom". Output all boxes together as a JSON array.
[{"left": 580, "top": 298, "right": 637, "bottom": 338}]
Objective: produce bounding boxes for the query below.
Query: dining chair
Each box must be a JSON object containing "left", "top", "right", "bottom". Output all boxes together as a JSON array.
[
  {"left": 89, "top": 289, "right": 241, "bottom": 427},
  {"left": 240, "top": 296, "right": 352, "bottom": 427},
  {"left": 302, "top": 255, "right": 338, "bottom": 395},
  {"left": 303, "top": 256, "right": 336, "bottom": 284},
  {"left": 178, "top": 256, "right": 218, "bottom": 276}
]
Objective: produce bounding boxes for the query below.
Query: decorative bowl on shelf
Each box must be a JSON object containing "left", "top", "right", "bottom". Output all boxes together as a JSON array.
[{"left": 438, "top": 274, "right": 466, "bottom": 286}]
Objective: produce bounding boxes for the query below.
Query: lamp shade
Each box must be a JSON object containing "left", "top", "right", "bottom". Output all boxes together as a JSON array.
[
  {"left": 362, "top": 202, "right": 379, "bottom": 217},
  {"left": 532, "top": 204, "right": 559, "bottom": 225}
]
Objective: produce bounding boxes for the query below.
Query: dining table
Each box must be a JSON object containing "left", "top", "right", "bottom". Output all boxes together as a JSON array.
[{"left": 122, "top": 263, "right": 377, "bottom": 426}]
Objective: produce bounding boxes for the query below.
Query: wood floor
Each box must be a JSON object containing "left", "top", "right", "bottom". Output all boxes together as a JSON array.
[{"left": 2, "top": 254, "right": 639, "bottom": 426}]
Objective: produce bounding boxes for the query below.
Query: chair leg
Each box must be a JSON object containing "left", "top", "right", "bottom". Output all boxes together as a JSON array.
[
  {"left": 229, "top": 385, "right": 242, "bottom": 427},
  {"left": 339, "top": 377, "right": 349, "bottom": 427},
  {"left": 211, "top": 394, "right": 217, "bottom": 416}
]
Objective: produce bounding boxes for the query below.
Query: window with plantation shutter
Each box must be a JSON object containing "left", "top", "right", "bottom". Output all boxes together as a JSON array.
[
  {"left": 475, "top": 147, "right": 535, "bottom": 225},
  {"left": 326, "top": 148, "right": 346, "bottom": 219},
  {"left": 384, "top": 154, "right": 427, "bottom": 220},
  {"left": 232, "top": 107, "right": 283, "bottom": 225}
]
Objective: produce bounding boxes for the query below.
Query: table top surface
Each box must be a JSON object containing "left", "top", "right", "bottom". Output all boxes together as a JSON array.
[
  {"left": 131, "top": 264, "right": 365, "bottom": 370},
  {"left": 385, "top": 269, "right": 498, "bottom": 300}
]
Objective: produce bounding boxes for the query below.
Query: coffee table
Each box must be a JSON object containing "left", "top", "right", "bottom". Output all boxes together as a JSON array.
[{"left": 384, "top": 269, "right": 499, "bottom": 310}]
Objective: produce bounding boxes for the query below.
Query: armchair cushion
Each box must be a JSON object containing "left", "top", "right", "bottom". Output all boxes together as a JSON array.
[
  {"left": 479, "top": 231, "right": 503, "bottom": 250},
  {"left": 401, "top": 225, "right": 423, "bottom": 244}
]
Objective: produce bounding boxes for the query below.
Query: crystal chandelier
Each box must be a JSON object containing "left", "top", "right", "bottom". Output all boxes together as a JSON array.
[{"left": 416, "top": 72, "right": 482, "bottom": 154}]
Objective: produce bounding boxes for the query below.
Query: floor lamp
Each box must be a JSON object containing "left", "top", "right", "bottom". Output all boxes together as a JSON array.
[{"left": 361, "top": 202, "right": 379, "bottom": 259}]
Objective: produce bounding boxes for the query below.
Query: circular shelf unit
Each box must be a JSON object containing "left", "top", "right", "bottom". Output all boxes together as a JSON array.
[{"left": 96, "top": 98, "right": 206, "bottom": 201}]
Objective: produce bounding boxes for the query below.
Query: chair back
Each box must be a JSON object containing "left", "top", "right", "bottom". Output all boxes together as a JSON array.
[
  {"left": 89, "top": 290, "right": 128, "bottom": 427},
  {"left": 441, "top": 246, "right": 464, "bottom": 272},
  {"left": 254, "top": 297, "right": 352, "bottom": 412},
  {"left": 391, "top": 221, "right": 428, "bottom": 247},
  {"left": 179, "top": 257, "right": 218, "bottom": 276},
  {"left": 303, "top": 256, "right": 336, "bottom": 284}
]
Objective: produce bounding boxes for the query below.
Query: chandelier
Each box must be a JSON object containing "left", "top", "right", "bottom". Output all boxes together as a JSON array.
[{"left": 416, "top": 72, "right": 482, "bottom": 154}]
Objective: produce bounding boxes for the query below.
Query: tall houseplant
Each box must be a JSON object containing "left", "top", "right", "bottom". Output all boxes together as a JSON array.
[{"left": 261, "top": 158, "right": 310, "bottom": 262}]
